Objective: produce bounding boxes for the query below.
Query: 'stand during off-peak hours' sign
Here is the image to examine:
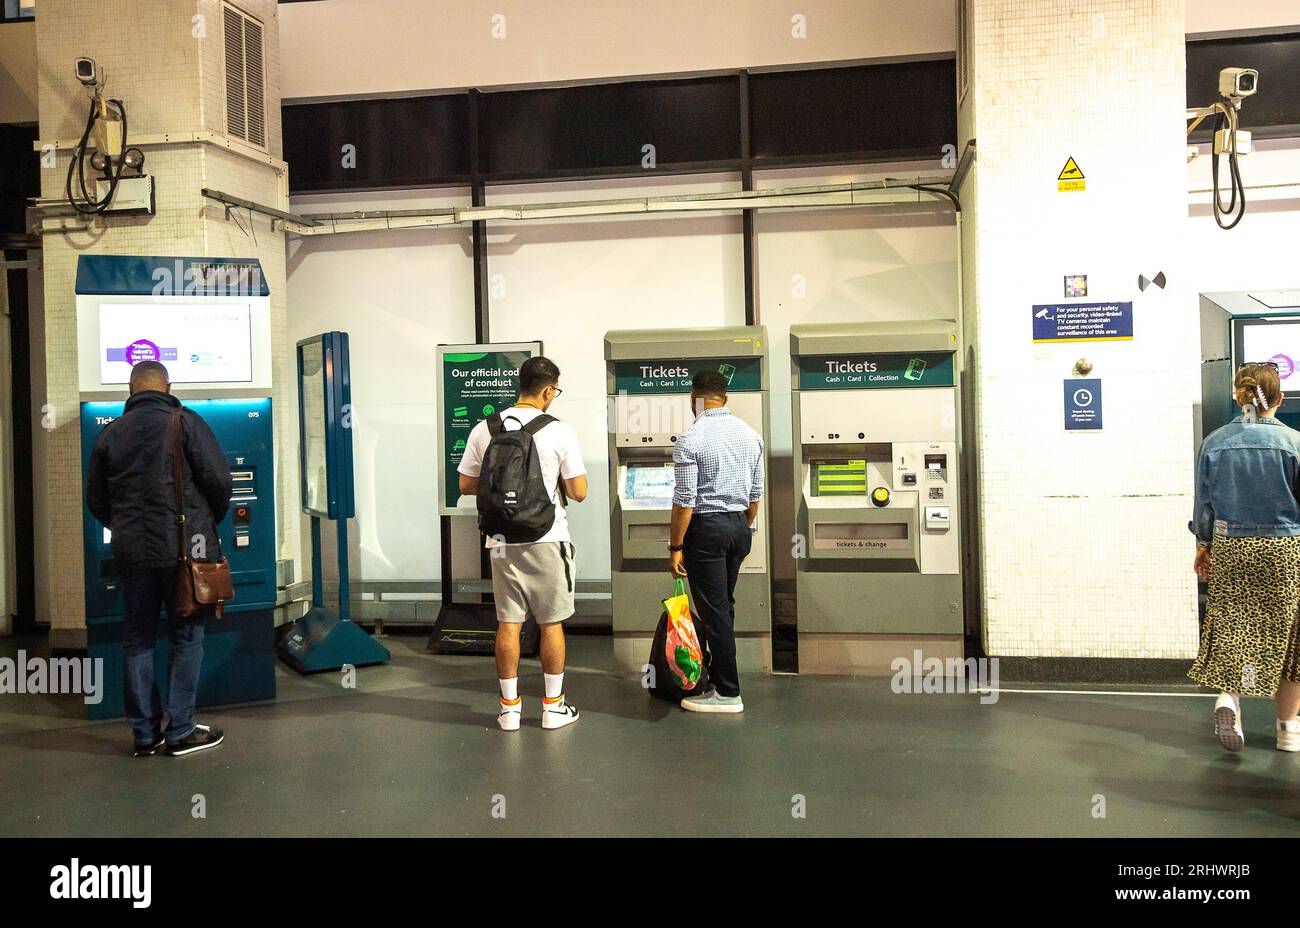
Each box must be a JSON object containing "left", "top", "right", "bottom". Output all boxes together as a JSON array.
[{"left": 1032, "top": 301, "right": 1133, "bottom": 343}]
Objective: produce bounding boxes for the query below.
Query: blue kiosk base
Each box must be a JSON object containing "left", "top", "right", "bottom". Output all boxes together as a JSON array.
[
  {"left": 86, "top": 609, "right": 277, "bottom": 721},
  {"left": 277, "top": 607, "right": 391, "bottom": 674}
]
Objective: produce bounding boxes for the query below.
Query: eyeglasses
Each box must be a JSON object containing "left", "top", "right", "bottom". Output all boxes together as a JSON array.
[
  {"left": 1246, "top": 360, "right": 1280, "bottom": 369},
  {"left": 550, "top": 386, "right": 563, "bottom": 396}
]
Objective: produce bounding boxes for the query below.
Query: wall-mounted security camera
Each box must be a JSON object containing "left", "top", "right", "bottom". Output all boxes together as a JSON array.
[
  {"left": 1219, "top": 67, "right": 1258, "bottom": 101},
  {"left": 75, "top": 57, "right": 100, "bottom": 87}
]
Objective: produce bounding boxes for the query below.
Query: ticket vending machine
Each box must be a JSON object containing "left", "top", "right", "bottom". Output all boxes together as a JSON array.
[
  {"left": 604, "top": 326, "right": 771, "bottom": 671},
  {"left": 1199, "top": 290, "right": 1300, "bottom": 442},
  {"left": 790, "top": 320, "right": 963, "bottom": 674},
  {"left": 76, "top": 255, "right": 277, "bottom": 720}
]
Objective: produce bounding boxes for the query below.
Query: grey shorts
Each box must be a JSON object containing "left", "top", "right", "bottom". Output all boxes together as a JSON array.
[{"left": 488, "top": 541, "right": 576, "bottom": 625}]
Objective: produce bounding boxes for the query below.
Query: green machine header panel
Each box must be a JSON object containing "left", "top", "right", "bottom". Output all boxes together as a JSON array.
[
  {"left": 797, "top": 351, "right": 954, "bottom": 391},
  {"left": 613, "top": 357, "right": 763, "bottom": 394}
]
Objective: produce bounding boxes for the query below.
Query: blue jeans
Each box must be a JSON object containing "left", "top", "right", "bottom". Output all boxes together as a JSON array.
[
  {"left": 119, "top": 564, "right": 205, "bottom": 746},
  {"left": 683, "top": 511, "right": 752, "bottom": 698}
]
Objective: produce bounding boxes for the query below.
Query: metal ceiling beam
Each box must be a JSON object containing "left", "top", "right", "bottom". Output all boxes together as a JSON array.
[{"left": 202, "top": 175, "right": 958, "bottom": 238}]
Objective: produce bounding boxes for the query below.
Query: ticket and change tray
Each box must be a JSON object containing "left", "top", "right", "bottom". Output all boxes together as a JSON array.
[{"left": 278, "top": 331, "right": 390, "bottom": 673}]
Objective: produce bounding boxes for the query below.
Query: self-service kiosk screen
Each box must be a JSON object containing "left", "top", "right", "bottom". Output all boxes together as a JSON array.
[
  {"left": 98, "top": 303, "right": 253, "bottom": 384},
  {"left": 625, "top": 463, "right": 676, "bottom": 508},
  {"left": 810, "top": 460, "right": 867, "bottom": 497},
  {"left": 1237, "top": 319, "right": 1300, "bottom": 391}
]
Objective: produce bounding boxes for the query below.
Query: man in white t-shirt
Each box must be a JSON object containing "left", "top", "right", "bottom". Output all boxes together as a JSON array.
[{"left": 457, "top": 357, "right": 587, "bottom": 731}]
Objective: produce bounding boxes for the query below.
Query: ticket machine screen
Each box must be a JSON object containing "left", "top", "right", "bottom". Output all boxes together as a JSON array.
[
  {"left": 810, "top": 459, "right": 867, "bottom": 498},
  {"left": 624, "top": 462, "right": 676, "bottom": 508},
  {"left": 1238, "top": 319, "right": 1300, "bottom": 390}
]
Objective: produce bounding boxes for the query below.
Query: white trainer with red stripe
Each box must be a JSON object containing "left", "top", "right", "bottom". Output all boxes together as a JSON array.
[
  {"left": 542, "top": 695, "right": 579, "bottom": 730},
  {"left": 498, "top": 697, "right": 522, "bottom": 732}
]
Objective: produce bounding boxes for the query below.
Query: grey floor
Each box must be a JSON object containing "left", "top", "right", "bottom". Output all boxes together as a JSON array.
[{"left": 1, "top": 632, "right": 1297, "bottom": 837}]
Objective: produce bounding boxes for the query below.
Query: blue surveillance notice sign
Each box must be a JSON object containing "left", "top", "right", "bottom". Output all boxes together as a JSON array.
[
  {"left": 1065, "top": 378, "right": 1103, "bottom": 430},
  {"left": 1032, "top": 302, "right": 1133, "bottom": 343}
]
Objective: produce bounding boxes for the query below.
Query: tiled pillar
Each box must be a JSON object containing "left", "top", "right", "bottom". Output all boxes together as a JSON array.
[
  {"left": 33, "top": 0, "right": 293, "bottom": 647},
  {"left": 959, "top": 0, "right": 1198, "bottom": 658}
]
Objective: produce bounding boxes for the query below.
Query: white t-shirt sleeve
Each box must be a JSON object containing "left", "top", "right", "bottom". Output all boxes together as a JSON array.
[
  {"left": 457, "top": 422, "right": 488, "bottom": 477},
  {"left": 557, "top": 424, "right": 587, "bottom": 480}
]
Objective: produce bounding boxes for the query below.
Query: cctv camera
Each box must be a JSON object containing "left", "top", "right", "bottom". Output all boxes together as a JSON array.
[
  {"left": 1219, "top": 67, "right": 1258, "bottom": 100},
  {"left": 74, "top": 57, "right": 99, "bottom": 87}
]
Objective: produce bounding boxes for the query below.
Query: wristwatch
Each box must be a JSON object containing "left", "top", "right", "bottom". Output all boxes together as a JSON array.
[{"left": 668, "top": 544, "right": 684, "bottom": 552}]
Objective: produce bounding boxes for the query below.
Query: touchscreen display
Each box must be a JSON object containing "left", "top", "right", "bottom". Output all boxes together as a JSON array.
[
  {"left": 624, "top": 463, "right": 676, "bottom": 508},
  {"left": 810, "top": 459, "right": 867, "bottom": 497},
  {"left": 99, "top": 302, "right": 253, "bottom": 384}
]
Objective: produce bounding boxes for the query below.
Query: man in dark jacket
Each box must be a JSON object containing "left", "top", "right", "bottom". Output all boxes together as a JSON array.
[{"left": 86, "top": 361, "right": 231, "bottom": 757}]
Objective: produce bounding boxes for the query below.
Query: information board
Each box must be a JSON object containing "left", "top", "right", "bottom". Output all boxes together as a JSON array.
[
  {"left": 299, "top": 341, "right": 329, "bottom": 515},
  {"left": 297, "top": 332, "right": 354, "bottom": 519},
  {"left": 1032, "top": 302, "right": 1133, "bottom": 343},
  {"left": 438, "top": 342, "right": 542, "bottom": 514}
]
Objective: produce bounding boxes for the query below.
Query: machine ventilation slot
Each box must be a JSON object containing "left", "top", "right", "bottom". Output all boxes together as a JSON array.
[{"left": 223, "top": 4, "right": 266, "bottom": 148}]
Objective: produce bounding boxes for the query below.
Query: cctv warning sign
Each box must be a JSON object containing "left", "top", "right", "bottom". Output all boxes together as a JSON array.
[{"left": 1058, "top": 157, "right": 1085, "bottom": 192}]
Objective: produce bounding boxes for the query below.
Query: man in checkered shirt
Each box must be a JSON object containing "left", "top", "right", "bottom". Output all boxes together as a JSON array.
[{"left": 668, "top": 369, "right": 764, "bottom": 714}]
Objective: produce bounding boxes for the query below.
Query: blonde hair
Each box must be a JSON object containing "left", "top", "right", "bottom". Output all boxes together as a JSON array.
[{"left": 1235, "top": 362, "right": 1282, "bottom": 412}]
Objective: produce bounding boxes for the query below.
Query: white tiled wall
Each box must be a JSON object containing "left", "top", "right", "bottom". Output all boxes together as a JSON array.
[
  {"left": 962, "top": 0, "right": 1199, "bottom": 658},
  {"left": 33, "top": 0, "right": 290, "bottom": 645}
]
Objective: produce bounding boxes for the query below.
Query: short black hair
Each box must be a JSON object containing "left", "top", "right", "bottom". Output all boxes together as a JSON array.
[
  {"left": 692, "top": 369, "right": 729, "bottom": 399},
  {"left": 129, "top": 360, "right": 170, "bottom": 390},
  {"left": 519, "top": 356, "right": 560, "bottom": 395}
]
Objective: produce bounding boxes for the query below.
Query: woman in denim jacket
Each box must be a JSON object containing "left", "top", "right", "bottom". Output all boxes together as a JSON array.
[{"left": 1190, "top": 362, "right": 1300, "bottom": 753}]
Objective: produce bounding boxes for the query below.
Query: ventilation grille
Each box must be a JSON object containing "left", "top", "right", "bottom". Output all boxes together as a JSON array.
[{"left": 224, "top": 4, "right": 266, "bottom": 148}]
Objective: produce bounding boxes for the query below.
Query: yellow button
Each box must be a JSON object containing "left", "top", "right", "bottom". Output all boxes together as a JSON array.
[{"left": 871, "top": 487, "right": 891, "bottom": 507}]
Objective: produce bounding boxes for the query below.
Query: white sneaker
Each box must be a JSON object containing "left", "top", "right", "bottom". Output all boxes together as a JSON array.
[
  {"left": 541, "top": 696, "right": 579, "bottom": 730},
  {"left": 1277, "top": 718, "right": 1300, "bottom": 752},
  {"left": 1214, "top": 692, "right": 1244, "bottom": 752},
  {"left": 497, "top": 698, "right": 522, "bottom": 732},
  {"left": 681, "top": 687, "right": 744, "bottom": 714}
]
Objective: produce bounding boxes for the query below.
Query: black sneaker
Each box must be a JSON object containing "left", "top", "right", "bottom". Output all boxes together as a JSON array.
[
  {"left": 132, "top": 735, "right": 166, "bottom": 758},
  {"left": 164, "top": 723, "right": 225, "bottom": 757}
]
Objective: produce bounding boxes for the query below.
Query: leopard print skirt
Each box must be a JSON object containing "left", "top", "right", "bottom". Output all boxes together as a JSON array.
[{"left": 1188, "top": 533, "right": 1300, "bottom": 695}]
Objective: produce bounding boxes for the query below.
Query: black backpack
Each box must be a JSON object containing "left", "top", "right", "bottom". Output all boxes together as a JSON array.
[{"left": 477, "top": 412, "right": 563, "bottom": 543}]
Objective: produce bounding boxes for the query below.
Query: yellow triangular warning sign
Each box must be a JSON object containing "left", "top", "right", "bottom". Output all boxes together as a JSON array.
[{"left": 1058, "top": 157, "right": 1084, "bottom": 180}]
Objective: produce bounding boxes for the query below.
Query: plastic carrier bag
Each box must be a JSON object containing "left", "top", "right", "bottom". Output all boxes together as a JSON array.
[{"left": 647, "top": 578, "right": 709, "bottom": 701}]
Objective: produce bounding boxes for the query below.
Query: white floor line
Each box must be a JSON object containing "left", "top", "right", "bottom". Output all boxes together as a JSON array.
[{"left": 973, "top": 687, "right": 1214, "bottom": 698}]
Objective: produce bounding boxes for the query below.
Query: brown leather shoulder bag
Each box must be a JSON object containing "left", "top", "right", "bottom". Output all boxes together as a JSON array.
[{"left": 170, "top": 407, "right": 234, "bottom": 620}]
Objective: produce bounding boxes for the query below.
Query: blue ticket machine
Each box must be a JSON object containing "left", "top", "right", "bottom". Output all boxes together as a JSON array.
[{"left": 75, "top": 255, "right": 279, "bottom": 720}]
